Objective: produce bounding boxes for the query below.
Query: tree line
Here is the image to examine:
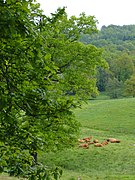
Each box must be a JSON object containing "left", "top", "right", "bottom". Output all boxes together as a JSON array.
[{"left": 80, "top": 24, "right": 135, "bottom": 98}]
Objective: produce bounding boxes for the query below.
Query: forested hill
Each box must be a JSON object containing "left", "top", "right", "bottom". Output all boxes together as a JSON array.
[
  {"left": 80, "top": 25, "right": 135, "bottom": 98},
  {"left": 80, "top": 24, "right": 135, "bottom": 51}
]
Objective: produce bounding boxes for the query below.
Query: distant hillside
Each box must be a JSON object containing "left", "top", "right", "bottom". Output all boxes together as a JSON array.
[
  {"left": 80, "top": 24, "right": 135, "bottom": 51},
  {"left": 80, "top": 25, "right": 135, "bottom": 97}
]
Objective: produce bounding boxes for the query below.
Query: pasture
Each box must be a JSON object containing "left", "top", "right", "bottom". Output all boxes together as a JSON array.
[
  {"left": 1, "top": 97, "right": 135, "bottom": 180},
  {"left": 41, "top": 97, "right": 135, "bottom": 180}
]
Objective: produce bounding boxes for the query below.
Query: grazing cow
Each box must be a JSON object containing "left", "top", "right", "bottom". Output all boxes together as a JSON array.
[
  {"left": 79, "top": 143, "right": 89, "bottom": 149},
  {"left": 101, "top": 141, "right": 108, "bottom": 146},
  {"left": 107, "top": 138, "right": 121, "bottom": 143},
  {"left": 93, "top": 139, "right": 99, "bottom": 143},
  {"left": 78, "top": 139, "right": 85, "bottom": 143},
  {"left": 82, "top": 136, "right": 92, "bottom": 142},
  {"left": 94, "top": 143, "right": 103, "bottom": 147},
  {"left": 110, "top": 139, "right": 121, "bottom": 143}
]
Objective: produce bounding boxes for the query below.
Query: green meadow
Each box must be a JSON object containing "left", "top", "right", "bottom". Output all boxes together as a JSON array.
[
  {"left": 1, "top": 97, "right": 135, "bottom": 180},
  {"left": 41, "top": 97, "right": 135, "bottom": 180}
]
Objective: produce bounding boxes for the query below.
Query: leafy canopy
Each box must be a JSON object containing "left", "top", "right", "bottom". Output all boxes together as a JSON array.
[{"left": 0, "top": 0, "right": 106, "bottom": 179}]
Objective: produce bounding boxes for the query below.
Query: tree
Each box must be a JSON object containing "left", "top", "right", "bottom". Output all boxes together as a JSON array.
[
  {"left": 96, "top": 67, "right": 110, "bottom": 92},
  {"left": 0, "top": 0, "right": 106, "bottom": 179},
  {"left": 106, "top": 78, "right": 124, "bottom": 98},
  {"left": 124, "top": 74, "right": 135, "bottom": 97},
  {"left": 110, "top": 53, "right": 134, "bottom": 82}
]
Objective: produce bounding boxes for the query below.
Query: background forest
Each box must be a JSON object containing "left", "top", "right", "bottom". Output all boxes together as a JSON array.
[{"left": 80, "top": 25, "right": 135, "bottom": 98}]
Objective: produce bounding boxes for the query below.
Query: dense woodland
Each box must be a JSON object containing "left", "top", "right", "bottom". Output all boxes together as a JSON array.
[{"left": 80, "top": 25, "right": 135, "bottom": 98}]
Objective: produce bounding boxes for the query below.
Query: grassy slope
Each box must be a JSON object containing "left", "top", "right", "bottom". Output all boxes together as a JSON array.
[
  {"left": 41, "top": 98, "right": 135, "bottom": 180},
  {"left": 1, "top": 98, "right": 135, "bottom": 180}
]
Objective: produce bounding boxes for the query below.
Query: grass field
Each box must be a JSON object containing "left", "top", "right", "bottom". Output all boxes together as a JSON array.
[
  {"left": 41, "top": 97, "right": 135, "bottom": 180},
  {"left": 1, "top": 97, "right": 135, "bottom": 180}
]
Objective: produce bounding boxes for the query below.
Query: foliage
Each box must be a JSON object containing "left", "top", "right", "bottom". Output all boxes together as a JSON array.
[
  {"left": 96, "top": 67, "right": 111, "bottom": 92},
  {"left": 105, "top": 78, "right": 124, "bottom": 98},
  {"left": 0, "top": 0, "right": 106, "bottom": 179},
  {"left": 124, "top": 74, "right": 135, "bottom": 97},
  {"left": 80, "top": 24, "right": 135, "bottom": 48},
  {"left": 110, "top": 53, "right": 134, "bottom": 82},
  {"left": 80, "top": 25, "right": 135, "bottom": 97}
]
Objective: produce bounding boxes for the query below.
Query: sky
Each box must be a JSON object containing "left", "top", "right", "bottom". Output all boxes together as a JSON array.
[{"left": 37, "top": 0, "right": 135, "bottom": 29}]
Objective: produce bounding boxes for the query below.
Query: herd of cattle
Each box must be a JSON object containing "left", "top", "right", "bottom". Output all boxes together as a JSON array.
[{"left": 78, "top": 136, "right": 121, "bottom": 149}]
